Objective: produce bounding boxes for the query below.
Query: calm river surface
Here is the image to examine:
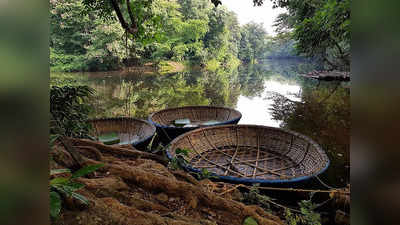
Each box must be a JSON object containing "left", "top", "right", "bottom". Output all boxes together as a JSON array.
[{"left": 51, "top": 59, "right": 350, "bottom": 187}]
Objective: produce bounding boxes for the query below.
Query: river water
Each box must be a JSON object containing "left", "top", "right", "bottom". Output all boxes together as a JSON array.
[{"left": 51, "top": 58, "right": 350, "bottom": 187}]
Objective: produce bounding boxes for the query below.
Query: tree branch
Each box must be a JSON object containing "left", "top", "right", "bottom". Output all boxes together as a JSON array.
[
  {"left": 126, "top": 0, "right": 138, "bottom": 33},
  {"left": 332, "top": 38, "right": 350, "bottom": 67},
  {"left": 333, "top": 40, "right": 344, "bottom": 57},
  {"left": 323, "top": 55, "right": 339, "bottom": 70},
  {"left": 110, "top": 0, "right": 136, "bottom": 34}
]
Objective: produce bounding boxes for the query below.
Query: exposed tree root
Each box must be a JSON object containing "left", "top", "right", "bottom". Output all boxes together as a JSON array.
[
  {"left": 69, "top": 138, "right": 168, "bottom": 165},
  {"left": 52, "top": 140, "right": 284, "bottom": 225},
  {"left": 75, "top": 146, "right": 103, "bottom": 161},
  {"left": 171, "top": 170, "right": 200, "bottom": 186},
  {"left": 106, "top": 163, "right": 282, "bottom": 224}
]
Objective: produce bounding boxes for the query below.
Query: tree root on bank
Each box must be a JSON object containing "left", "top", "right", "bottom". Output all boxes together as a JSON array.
[
  {"left": 69, "top": 138, "right": 168, "bottom": 165},
  {"left": 52, "top": 140, "right": 284, "bottom": 225}
]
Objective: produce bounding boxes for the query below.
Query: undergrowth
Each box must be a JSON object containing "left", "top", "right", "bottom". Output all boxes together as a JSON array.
[
  {"left": 240, "top": 185, "right": 322, "bottom": 225},
  {"left": 241, "top": 184, "right": 271, "bottom": 211},
  {"left": 284, "top": 193, "right": 322, "bottom": 225},
  {"left": 168, "top": 148, "right": 191, "bottom": 170},
  {"left": 49, "top": 84, "right": 101, "bottom": 221},
  {"left": 50, "top": 165, "right": 104, "bottom": 220},
  {"left": 50, "top": 85, "right": 94, "bottom": 139}
]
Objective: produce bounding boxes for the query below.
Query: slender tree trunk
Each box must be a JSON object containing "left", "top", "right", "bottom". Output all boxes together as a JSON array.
[
  {"left": 126, "top": 0, "right": 138, "bottom": 32},
  {"left": 110, "top": 0, "right": 136, "bottom": 35}
]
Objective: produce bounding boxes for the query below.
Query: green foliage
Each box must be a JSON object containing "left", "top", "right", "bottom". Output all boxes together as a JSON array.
[
  {"left": 266, "top": 33, "right": 298, "bottom": 58},
  {"left": 241, "top": 184, "right": 271, "bottom": 210},
  {"left": 50, "top": 191, "right": 62, "bottom": 219},
  {"left": 50, "top": 85, "right": 94, "bottom": 138},
  {"left": 168, "top": 148, "right": 191, "bottom": 170},
  {"left": 238, "top": 22, "right": 268, "bottom": 63},
  {"left": 194, "top": 168, "right": 218, "bottom": 180},
  {"left": 50, "top": 0, "right": 127, "bottom": 72},
  {"left": 50, "top": 49, "right": 89, "bottom": 72},
  {"left": 285, "top": 208, "right": 302, "bottom": 225},
  {"left": 71, "top": 164, "right": 105, "bottom": 179},
  {"left": 49, "top": 134, "right": 61, "bottom": 148},
  {"left": 297, "top": 199, "right": 321, "bottom": 225},
  {"left": 284, "top": 193, "right": 322, "bottom": 225},
  {"left": 272, "top": 0, "right": 350, "bottom": 70},
  {"left": 51, "top": 0, "right": 275, "bottom": 72},
  {"left": 206, "top": 59, "right": 221, "bottom": 72},
  {"left": 270, "top": 82, "right": 350, "bottom": 155},
  {"left": 175, "top": 148, "right": 191, "bottom": 156},
  {"left": 49, "top": 164, "right": 104, "bottom": 219},
  {"left": 51, "top": 0, "right": 346, "bottom": 73},
  {"left": 243, "top": 216, "right": 258, "bottom": 225}
]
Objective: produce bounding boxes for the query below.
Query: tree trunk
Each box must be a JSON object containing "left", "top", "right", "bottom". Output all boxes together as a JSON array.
[{"left": 110, "top": 0, "right": 136, "bottom": 35}]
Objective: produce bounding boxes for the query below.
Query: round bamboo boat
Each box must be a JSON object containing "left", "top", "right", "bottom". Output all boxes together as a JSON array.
[
  {"left": 167, "top": 125, "right": 329, "bottom": 184},
  {"left": 148, "top": 106, "right": 242, "bottom": 143},
  {"left": 89, "top": 117, "right": 156, "bottom": 150}
]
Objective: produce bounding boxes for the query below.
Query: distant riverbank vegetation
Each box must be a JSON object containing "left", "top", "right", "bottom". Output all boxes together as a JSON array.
[
  {"left": 51, "top": 0, "right": 349, "bottom": 73},
  {"left": 50, "top": 0, "right": 301, "bottom": 73}
]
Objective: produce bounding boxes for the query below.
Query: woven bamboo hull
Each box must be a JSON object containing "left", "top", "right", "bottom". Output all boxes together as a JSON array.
[
  {"left": 167, "top": 125, "right": 329, "bottom": 184},
  {"left": 89, "top": 117, "right": 156, "bottom": 150},
  {"left": 148, "top": 106, "right": 242, "bottom": 143},
  {"left": 153, "top": 117, "right": 241, "bottom": 144}
]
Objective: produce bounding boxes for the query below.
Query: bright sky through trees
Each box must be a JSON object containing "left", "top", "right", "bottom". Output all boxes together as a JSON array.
[{"left": 221, "top": 0, "right": 286, "bottom": 35}]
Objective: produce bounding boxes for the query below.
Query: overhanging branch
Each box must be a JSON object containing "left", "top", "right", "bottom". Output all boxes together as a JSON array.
[{"left": 110, "top": 0, "right": 136, "bottom": 35}]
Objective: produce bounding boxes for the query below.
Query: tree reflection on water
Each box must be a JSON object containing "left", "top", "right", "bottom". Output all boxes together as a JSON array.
[
  {"left": 269, "top": 80, "right": 350, "bottom": 186},
  {"left": 51, "top": 59, "right": 349, "bottom": 186}
]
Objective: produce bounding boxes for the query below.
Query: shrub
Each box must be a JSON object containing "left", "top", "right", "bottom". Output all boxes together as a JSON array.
[
  {"left": 50, "top": 85, "right": 94, "bottom": 138},
  {"left": 50, "top": 49, "right": 88, "bottom": 72},
  {"left": 50, "top": 164, "right": 104, "bottom": 220}
]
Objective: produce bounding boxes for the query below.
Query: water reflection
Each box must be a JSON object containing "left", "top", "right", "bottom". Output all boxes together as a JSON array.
[
  {"left": 50, "top": 59, "right": 325, "bottom": 126},
  {"left": 269, "top": 80, "right": 350, "bottom": 186},
  {"left": 51, "top": 59, "right": 349, "bottom": 186},
  {"left": 237, "top": 79, "right": 301, "bottom": 126}
]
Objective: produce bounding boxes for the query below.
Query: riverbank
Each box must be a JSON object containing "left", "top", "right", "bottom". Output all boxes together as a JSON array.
[
  {"left": 51, "top": 138, "right": 284, "bottom": 225},
  {"left": 157, "top": 61, "right": 186, "bottom": 73},
  {"left": 50, "top": 60, "right": 187, "bottom": 76}
]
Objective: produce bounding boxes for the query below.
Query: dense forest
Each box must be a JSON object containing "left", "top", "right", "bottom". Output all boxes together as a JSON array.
[
  {"left": 50, "top": 0, "right": 349, "bottom": 73},
  {"left": 50, "top": 0, "right": 303, "bottom": 72},
  {"left": 50, "top": 1, "right": 351, "bottom": 225}
]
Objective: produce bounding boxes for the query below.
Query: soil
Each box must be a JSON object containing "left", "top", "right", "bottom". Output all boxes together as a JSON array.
[{"left": 51, "top": 138, "right": 284, "bottom": 225}]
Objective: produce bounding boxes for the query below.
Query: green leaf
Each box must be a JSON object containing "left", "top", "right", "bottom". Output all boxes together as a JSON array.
[
  {"left": 50, "top": 191, "right": 62, "bottom": 219},
  {"left": 175, "top": 148, "right": 191, "bottom": 156},
  {"left": 243, "top": 216, "right": 258, "bottom": 225},
  {"left": 49, "top": 134, "right": 60, "bottom": 147},
  {"left": 50, "top": 177, "right": 70, "bottom": 186},
  {"left": 71, "top": 164, "right": 104, "bottom": 179},
  {"left": 53, "top": 185, "right": 74, "bottom": 197},
  {"left": 50, "top": 168, "right": 71, "bottom": 176},
  {"left": 71, "top": 192, "right": 89, "bottom": 205},
  {"left": 65, "top": 182, "right": 85, "bottom": 191}
]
